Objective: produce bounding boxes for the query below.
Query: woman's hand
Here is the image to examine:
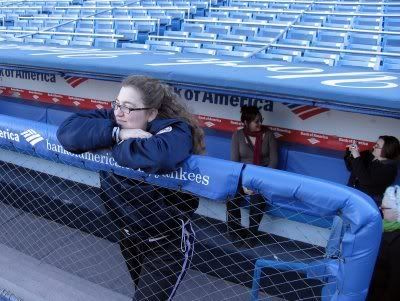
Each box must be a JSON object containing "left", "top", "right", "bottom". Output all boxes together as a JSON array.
[
  {"left": 119, "top": 129, "right": 153, "bottom": 141},
  {"left": 347, "top": 143, "right": 360, "bottom": 158}
]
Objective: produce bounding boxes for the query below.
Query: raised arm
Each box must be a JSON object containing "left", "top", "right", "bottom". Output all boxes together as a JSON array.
[
  {"left": 57, "top": 109, "right": 116, "bottom": 153},
  {"left": 112, "top": 121, "right": 193, "bottom": 174}
]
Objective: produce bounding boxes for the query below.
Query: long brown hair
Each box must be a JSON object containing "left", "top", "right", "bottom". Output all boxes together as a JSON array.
[{"left": 121, "top": 75, "right": 205, "bottom": 154}]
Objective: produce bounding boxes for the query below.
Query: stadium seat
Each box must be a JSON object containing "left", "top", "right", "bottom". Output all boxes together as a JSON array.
[
  {"left": 181, "top": 23, "right": 205, "bottom": 33},
  {"left": 268, "top": 48, "right": 302, "bottom": 57},
  {"left": 202, "top": 43, "right": 233, "bottom": 51},
  {"left": 216, "top": 50, "right": 250, "bottom": 57},
  {"left": 208, "top": 11, "right": 229, "bottom": 19},
  {"left": 304, "top": 50, "right": 339, "bottom": 61},
  {"left": 317, "top": 32, "right": 347, "bottom": 43},
  {"left": 294, "top": 56, "right": 335, "bottom": 66},
  {"left": 253, "top": 13, "right": 275, "bottom": 22},
  {"left": 69, "top": 40, "right": 93, "bottom": 47},
  {"left": 311, "top": 41, "right": 344, "bottom": 49},
  {"left": 346, "top": 44, "right": 381, "bottom": 52},
  {"left": 382, "top": 62, "right": 400, "bottom": 72},
  {"left": 94, "top": 38, "right": 118, "bottom": 48},
  {"left": 229, "top": 12, "right": 253, "bottom": 20},
  {"left": 182, "top": 47, "right": 216, "bottom": 55},
  {"left": 348, "top": 33, "right": 380, "bottom": 46},
  {"left": 255, "top": 53, "right": 293, "bottom": 62},
  {"left": 247, "top": 36, "right": 275, "bottom": 43},
  {"left": 231, "top": 26, "right": 258, "bottom": 38},
  {"left": 190, "top": 32, "right": 216, "bottom": 40},
  {"left": 165, "top": 30, "right": 190, "bottom": 38},
  {"left": 286, "top": 29, "right": 317, "bottom": 41},
  {"left": 234, "top": 45, "right": 263, "bottom": 53},
  {"left": 258, "top": 28, "right": 285, "bottom": 39},
  {"left": 205, "top": 24, "right": 231, "bottom": 35},
  {"left": 152, "top": 44, "right": 182, "bottom": 52},
  {"left": 121, "top": 43, "right": 150, "bottom": 50},
  {"left": 337, "top": 59, "right": 377, "bottom": 70},
  {"left": 173, "top": 41, "right": 201, "bottom": 48},
  {"left": 116, "top": 29, "right": 139, "bottom": 41},
  {"left": 341, "top": 54, "right": 378, "bottom": 63},
  {"left": 24, "top": 37, "right": 45, "bottom": 44},
  {"left": 278, "top": 38, "right": 310, "bottom": 47},
  {"left": 218, "top": 33, "right": 246, "bottom": 42},
  {"left": 383, "top": 36, "right": 400, "bottom": 48},
  {"left": 46, "top": 39, "right": 69, "bottom": 46},
  {"left": 146, "top": 40, "right": 173, "bottom": 50}
]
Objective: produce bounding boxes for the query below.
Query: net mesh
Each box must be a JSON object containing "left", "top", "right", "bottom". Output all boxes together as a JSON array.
[{"left": 0, "top": 145, "right": 340, "bottom": 301}]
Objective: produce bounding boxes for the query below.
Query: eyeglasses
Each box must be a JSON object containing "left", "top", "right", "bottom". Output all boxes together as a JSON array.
[
  {"left": 254, "top": 117, "right": 264, "bottom": 124},
  {"left": 112, "top": 100, "right": 151, "bottom": 114}
]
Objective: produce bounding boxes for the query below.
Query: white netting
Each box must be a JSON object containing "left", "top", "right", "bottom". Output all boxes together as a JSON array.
[{"left": 0, "top": 146, "right": 340, "bottom": 301}]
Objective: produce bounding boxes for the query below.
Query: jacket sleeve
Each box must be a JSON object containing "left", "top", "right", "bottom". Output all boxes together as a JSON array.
[
  {"left": 351, "top": 157, "right": 395, "bottom": 187},
  {"left": 267, "top": 132, "right": 278, "bottom": 169},
  {"left": 231, "top": 131, "right": 240, "bottom": 162},
  {"left": 57, "top": 109, "right": 116, "bottom": 153},
  {"left": 112, "top": 122, "right": 193, "bottom": 174}
]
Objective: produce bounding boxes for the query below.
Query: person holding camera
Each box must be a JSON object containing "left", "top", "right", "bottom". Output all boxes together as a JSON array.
[{"left": 344, "top": 136, "right": 400, "bottom": 206}]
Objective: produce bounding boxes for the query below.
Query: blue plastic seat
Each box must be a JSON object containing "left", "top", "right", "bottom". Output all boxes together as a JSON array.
[
  {"left": 348, "top": 33, "right": 380, "bottom": 46},
  {"left": 268, "top": 48, "right": 302, "bottom": 57},
  {"left": 202, "top": 43, "right": 233, "bottom": 51},
  {"left": 278, "top": 38, "right": 310, "bottom": 47},
  {"left": 248, "top": 36, "right": 275, "bottom": 44},
  {"left": 24, "top": 37, "right": 45, "bottom": 44},
  {"left": 208, "top": 11, "right": 229, "bottom": 19},
  {"left": 46, "top": 39, "right": 69, "bottom": 46},
  {"left": 173, "top": 41, "right": 201, "bottom": 48},
  {"left": 95, "top": 21, "right": 114, "bottom": 30},
  {"left": 146, "top": 40, "right": 173, "bottom": 49},
  {"left": 76, "top": 28, "right": 94, "bottom": 34},
  {"left": 182, "top": 47, "right": 216, "bottom": 55},
  {"left": 286, "top": 29, "right": 316, "bottom": 41},
  {"left": 337, "top": 59, "right": 377, "bottom": 70},
  {"left": 116, "top": 29, "right": 138, "bottom": 40},
  {"left": 190, "top": 32, "right": 216, "bottom": 40},
  {"left": 121, "top": 43, "right": 150, "bottom": 50},
  {"left": 69, "top": 40, "right": 93, "bottom": 47},
  {"left": 181, "top": 23, "right": 205, "bottom": 33},
  {"left": 216, "top": 50, "right": 250, "bottom": 57},
  {"left": 258, "top": 28, "right": 285, "bottom": 39},
  {"left": 205, "top": 24, "right": 231, "bottom": 35},
  {"left": 253, "top": 13, "right": 275, "bottom": 22},
  {"left": 382, "top": 62, "right": 400, "bottom": 72},
  {"left": 231, "top": 26, "right": 258, "bottom": 38},
  {"left": 94, "top": 38, "right": 118, "bottom": 48},
  {"left": 218, "top": 33, "right": 246, "bottom": 42},
  {"left": 152, "top": 44, "right": 182, "bottom": 52},
  {"left": 269, "top": 3, "right": 289, "bottom": 10},
  {"left": 301, "top": 15, "right": 325, "bottom": 24},
  {"left": 311, "top": 41, "right": 344, "bottom": 49},
  {"left": 255, "top": 53, "right": 292, "bottom": 62},
  {"left": 234, "top": 45, "right": 263, "bottom": 52},
  {"left": 229, "top": 12, "right": 253, "bottom": 20},
  {"left": 294, "top": 56, "right": 335, "bottom": 66},
  {"left": 115, "top": 21, "right": 133, "bottom": 31},
  {"left": 383, "top": 36, "right": 400, "bottom": 48},
  {"left": 341, "top": 54, "right": 378, "bottom": 63},
  {"left": 276, "top": 14, "right": 298, "bottom": 22},
  {"left": 317, "top": 32, "right": 347, "bottom": 43},
  {"left": 346, "top": 44, "right": 381, "bottom": 52},
  {"left": 304, "top": 50, "right": 339, "bottom": 61},
  {"left": 165, "top": 30, "right": 190, "bottom": 38}
]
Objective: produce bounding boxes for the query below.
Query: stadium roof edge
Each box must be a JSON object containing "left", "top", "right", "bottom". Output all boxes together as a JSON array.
[{"left": 0, "top": 44, "right": 399, "bottom": 118}]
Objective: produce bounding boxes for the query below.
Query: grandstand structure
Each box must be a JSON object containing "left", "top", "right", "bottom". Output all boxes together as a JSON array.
[
  {"left": 0, "top": 0, "right": 399, "bottom": 301},
  {"left": 0, "top": 0, "right": 399, "bottom": 70}
]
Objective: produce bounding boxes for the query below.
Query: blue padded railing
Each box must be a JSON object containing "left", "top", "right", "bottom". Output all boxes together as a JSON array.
[{"left": 0, "top": 113, "right": 383, "bottom": 300}]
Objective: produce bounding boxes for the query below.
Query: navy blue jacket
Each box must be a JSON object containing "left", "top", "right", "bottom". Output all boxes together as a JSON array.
[
  {"left": 57, "top": 109, "right": 198, "bottom": 238},
  {"left": 56, "top": 109, "right": 193, "bottom": 174}
]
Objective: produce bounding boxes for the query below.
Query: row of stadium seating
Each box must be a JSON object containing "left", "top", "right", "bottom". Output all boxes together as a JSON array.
[{"left": 1, "top": 0, "right": 399, "bottom": 71}]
